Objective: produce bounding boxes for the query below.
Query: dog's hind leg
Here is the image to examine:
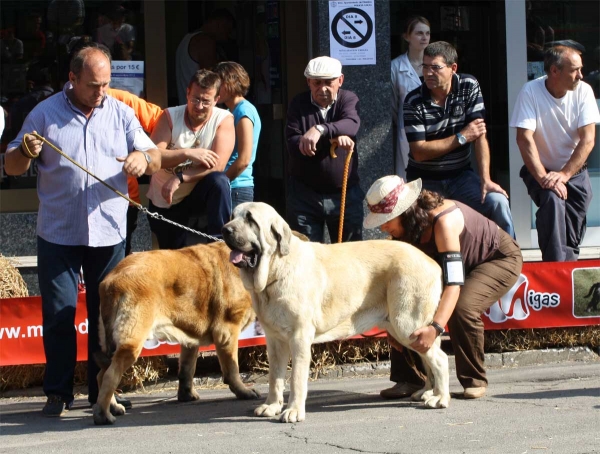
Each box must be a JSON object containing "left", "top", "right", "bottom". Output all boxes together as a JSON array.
[
  {"left": 254, "top": 335, "right": 290, "bottom": 418},
  {"left": 213, "top": 325, "right": 260, "bottom": 400},
  {"left": 93, "top": 344, "right": 140, "bottom": 425},
  {"left": 415, "top": 342, "right": 450, "bottom": 409},
  {"left": 177, "top": 345, "right": 201, "bottom": 402}
]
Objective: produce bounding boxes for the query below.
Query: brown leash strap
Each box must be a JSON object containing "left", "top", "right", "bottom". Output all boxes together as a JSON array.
[
  {"left": 28, "top": 132, "right": 223, "bottom": 242},
  {"left": 31, "top": 132, "right": 141, "bottom": 208}
]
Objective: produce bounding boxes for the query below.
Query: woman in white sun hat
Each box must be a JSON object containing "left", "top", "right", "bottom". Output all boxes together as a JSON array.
[{"left": 364, "top": 175, "right": 522, "bottom": 400}]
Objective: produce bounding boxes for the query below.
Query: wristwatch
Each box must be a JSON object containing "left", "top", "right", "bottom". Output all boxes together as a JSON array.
[
  {"left": 456, "top": 133, "right": 467, "bottom": 146},
  {"left": 141, "top": 150, "right": 152, "bottom": 165},
  {"left": 315, "top": 124, "right": 326, "bottom": 136}
]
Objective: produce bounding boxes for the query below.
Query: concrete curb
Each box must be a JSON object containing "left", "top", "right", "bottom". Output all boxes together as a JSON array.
[{"left": 2, "top": 346, "right": 597, "bottom": 399}]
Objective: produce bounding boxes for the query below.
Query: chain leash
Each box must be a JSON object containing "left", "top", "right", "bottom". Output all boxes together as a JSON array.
[{"left": 30, "top": 132, "right": 223, "bottom": 243}]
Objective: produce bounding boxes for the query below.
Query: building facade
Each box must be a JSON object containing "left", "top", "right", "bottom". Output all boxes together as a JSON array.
[{"left": 1, "top": 0, "right": 599, "bottom": 250}]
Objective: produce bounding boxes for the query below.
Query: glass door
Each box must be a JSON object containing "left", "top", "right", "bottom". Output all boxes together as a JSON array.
[{"left": 506, "top": 0, "right": 600, "bottom": 248}]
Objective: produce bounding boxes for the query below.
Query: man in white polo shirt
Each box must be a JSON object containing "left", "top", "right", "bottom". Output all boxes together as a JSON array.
[{"left": 510, "top": 44, "right": 600, "bottom": 262}]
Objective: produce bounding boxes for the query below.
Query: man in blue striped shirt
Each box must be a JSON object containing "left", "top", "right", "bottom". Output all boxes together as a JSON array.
[
  {"left": 403, "top": 41, "right": 514, "bottom": 238},
  {"left": 5, "top": 43, "right": 161, "bottom": 417}
]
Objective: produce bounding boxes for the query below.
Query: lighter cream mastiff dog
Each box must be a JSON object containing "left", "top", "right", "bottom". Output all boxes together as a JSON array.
[
  {"left": 222, "top": 202, "right": 450, "bottom": 423},
  {"left": 93, "top": 241, "right": 260, "bottom": 425}
]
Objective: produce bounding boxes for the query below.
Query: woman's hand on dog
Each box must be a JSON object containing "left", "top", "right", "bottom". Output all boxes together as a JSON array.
[{"left": 409, "top": 326, "right": 437, "bottom": 354}]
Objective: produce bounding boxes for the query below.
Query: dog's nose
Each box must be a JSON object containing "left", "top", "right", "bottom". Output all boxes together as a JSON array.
[{"left": 222, "top": 225, "right": 233, "bottom": 236}]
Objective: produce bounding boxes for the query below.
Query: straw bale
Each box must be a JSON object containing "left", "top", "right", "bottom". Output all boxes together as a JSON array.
[{"left": 0, "top": 255, "right": 29, "bottom": 298}]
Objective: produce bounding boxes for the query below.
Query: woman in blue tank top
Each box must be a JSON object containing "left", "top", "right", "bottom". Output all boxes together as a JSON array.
[{"left": 214, "top": 62, "right": 262, "bottom": 209}]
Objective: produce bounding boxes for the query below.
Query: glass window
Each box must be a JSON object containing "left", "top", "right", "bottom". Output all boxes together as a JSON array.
[
  {"left": 0, "top": 0, "right": 146, "bottom": 190},
  {"left": 525, "top": 1, "right": 600, "bottom": 233}
]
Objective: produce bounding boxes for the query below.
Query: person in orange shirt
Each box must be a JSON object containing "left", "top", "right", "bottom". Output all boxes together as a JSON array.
[{"left": 106, "top": 88, "right": 162, "bottom": 254}]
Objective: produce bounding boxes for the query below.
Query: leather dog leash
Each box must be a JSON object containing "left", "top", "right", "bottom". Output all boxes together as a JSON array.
[{"left": 27, "top": 132, "right": 223, "bottom": 243}]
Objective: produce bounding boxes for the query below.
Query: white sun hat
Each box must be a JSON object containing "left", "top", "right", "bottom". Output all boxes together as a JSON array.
[
  {"left": 363, "top": 176, "right": 422, "bottom": 229},
  {"left": 304, "top": 56, "right": 343, "bottom": 79}
]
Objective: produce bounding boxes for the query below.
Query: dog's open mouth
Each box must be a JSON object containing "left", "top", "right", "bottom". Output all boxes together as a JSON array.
[{"left": 229, "top": 249, "right": 259, "bottom": 268}]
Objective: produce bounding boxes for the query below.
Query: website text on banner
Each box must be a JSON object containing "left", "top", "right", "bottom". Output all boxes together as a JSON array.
[{"left": 1, "top": 261, "right": 598, "bottom": 366}]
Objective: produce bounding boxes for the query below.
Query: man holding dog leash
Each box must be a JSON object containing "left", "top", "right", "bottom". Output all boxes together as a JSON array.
[{"left": 5, "top": 43, "right": 161, "bottom": 417}]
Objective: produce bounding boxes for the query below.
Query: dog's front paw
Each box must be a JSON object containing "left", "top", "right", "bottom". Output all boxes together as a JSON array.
[
  {"left": 423, "top": 393, "right": 450, "bottom": 409},
  {"left": 280, "top": 407, "right": 305, "bottom": 423},
  {"left": 233, "top": 385, "right": 261, "bottom": 400},
  {"left": 254, "top": 402, "right": 282, "bottom": 417},
  {"left": 178, "top": 388, "right": 200, "bottom": 402},
  {"left": 93, "top": 404, "right": 117, "bottom": 425}
]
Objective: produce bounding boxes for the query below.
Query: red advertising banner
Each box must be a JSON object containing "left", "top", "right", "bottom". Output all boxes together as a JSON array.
[{"left": 1, "top": 260, "right": 598, "bottom": 366}]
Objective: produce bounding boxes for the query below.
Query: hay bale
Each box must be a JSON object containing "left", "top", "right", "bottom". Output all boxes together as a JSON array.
[{"left": 0, "top": 254, "right": 29, "bottom": 298}]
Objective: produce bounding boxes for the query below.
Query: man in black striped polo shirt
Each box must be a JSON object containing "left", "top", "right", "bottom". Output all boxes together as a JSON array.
[{"left": 403, "top": 41, "right": 514, "bottom": 238}]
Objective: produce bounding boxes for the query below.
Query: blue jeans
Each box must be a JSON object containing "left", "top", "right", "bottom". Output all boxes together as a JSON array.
[
  {"left": 407, "top": 168, "right": 515, "bottom": 239},
  {"left": 286, "top": 177, "right": 364, "bottom": 243},
  {"left": 520, "top": 165, "right": 592, "bottom": 261},
  {"left": 37, "top": 236, "right": 125, "bottom": 404},
  {"left": 231, "top": 186, "right": 254, "bottom": 210},
  {"left": 148, "top": 171, "right": 232, "bottom": 248}
]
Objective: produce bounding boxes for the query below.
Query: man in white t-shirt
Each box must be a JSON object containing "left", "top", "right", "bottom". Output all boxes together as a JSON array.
[
  {"left": 146, "top": 69, "right": 235, "bottom": 249},
  {"left": 510, "top": 45, "right": 600, "bottom": 261}
]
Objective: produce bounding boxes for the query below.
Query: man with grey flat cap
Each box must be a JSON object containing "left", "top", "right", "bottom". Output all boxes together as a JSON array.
[{"left": 285, "top": 56, "right": 363, "bottom": 243}]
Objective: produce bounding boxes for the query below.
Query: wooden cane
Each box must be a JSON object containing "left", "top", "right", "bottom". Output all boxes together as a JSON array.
[{"left": 330, "top": 141, "right": 354, "bottom": 243}]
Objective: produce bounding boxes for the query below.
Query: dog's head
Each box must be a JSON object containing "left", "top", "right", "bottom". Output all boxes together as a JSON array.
[{"left": 222, "top": 202, "right": 292, "bottom": 292}]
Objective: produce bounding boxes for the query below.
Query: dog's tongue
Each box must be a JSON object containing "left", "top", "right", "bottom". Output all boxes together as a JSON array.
[{"left": 230, "top": 250, "right": 245, "bottom": 264}]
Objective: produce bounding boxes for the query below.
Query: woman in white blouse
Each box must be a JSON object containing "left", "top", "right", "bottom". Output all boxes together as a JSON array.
[{"left": 391, "top": 16, "right": 431, "bottom": 179}]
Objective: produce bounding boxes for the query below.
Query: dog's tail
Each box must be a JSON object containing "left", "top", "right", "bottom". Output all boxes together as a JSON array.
[
  {"left": 583, "top": 282, "right": 600, "bottom": 298},
  {"left": 95, "top": 282, "right": 120, "bottom": 370}
]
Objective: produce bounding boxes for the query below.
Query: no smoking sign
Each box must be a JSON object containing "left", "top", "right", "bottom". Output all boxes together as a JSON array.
[{"left": 331, "top": 8, "right": 373, "bottom": 49}]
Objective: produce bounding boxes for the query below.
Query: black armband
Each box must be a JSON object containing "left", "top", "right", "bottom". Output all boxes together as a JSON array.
[{"left": 440, "top": 251, "right": 465, "bottom": 286}]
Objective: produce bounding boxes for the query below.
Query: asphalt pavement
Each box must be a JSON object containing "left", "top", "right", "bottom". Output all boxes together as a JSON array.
[{"left": 1, "top": 350, "right": 599, "bottom": 454}]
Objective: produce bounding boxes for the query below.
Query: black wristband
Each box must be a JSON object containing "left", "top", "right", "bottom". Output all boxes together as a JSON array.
[
  {"left": 176, "top": 170, "right": 184, "bottom": 183},
  {"left": 19, "top": 144, "right": 30, "bottom": 159},
  {"left": 430, "top": 321, "right": 445, "bottom": 337}
]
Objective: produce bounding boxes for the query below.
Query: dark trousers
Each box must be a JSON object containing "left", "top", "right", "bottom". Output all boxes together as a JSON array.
[
  {"left": 520, "top": 165, "right": 592, "bottom": 262},
  {"left": 231, "top": 186, "right": 254, "bottom": 210},
  {"left": 125, "top": 205, "right": 139, "bottom": 256},
  {"left": 390, "top": 230, "right": 523, "bottom": 389},
  {"left": 286, "top": 177, "right": 364, "bottom": 243},
  {"left": 407, "top": 168, "right": 516, "bottom": 239},
  {"left": 148, "top": 172, "right": 232, "bottom": 249},
  {"left": 38, "top": 236, "right": 125, "bottom": 404}
]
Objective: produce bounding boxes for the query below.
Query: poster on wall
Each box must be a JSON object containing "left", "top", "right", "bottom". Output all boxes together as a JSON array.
[
  {"left": 329, "top": 0, "right": 376, "bottom": 66},
  {"left": 110, "top": 61, "right": 144, "bottom": 97}
]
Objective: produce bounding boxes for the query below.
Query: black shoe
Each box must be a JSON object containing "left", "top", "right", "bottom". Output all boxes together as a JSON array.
[
  {"left": 42, "top": 395, "right": 69, "bottom": 417},
  {"left": 114, "top": 394, "right": 132, "bottom": 410}
]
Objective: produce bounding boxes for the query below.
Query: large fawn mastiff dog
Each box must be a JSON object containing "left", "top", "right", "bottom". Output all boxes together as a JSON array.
[
  {"left": 93, "top": 241, "right": 260, "bottom": 425},
  {"left": 222, "top": 202, "right": 449, "bottom": 423}
]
